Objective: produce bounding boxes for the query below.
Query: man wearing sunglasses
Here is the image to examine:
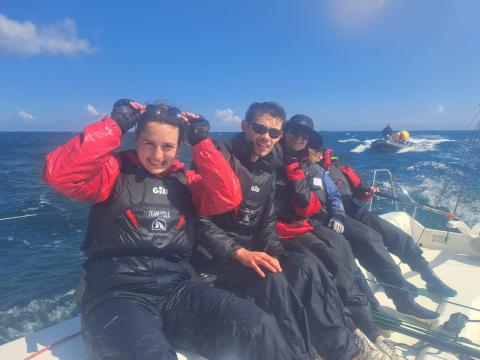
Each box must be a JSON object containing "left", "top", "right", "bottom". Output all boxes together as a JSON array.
[{"left": 192, "top": 102, "right": 358, "bottom": 360}]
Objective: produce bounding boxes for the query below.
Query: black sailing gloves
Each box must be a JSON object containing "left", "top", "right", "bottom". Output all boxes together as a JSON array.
[
  {"left": 283, "top": 148, "right": 308, "bottom": 166},
  {"left": 111, "top": 99, "right": 143, "bottom": 134},
  {"left": 110, "top": 98, "right": 211, "bottom": 143},
  {"left": 186, "top": 116, "right": 210, "bottom": 145}
]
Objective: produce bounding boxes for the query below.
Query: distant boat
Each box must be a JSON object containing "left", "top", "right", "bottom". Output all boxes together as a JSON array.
[
  {"left": 372, "top": 130, "right": 412, "bottom": 153},
  {"left": 371, "top": 138, "right": 412, "bottom": 152}
]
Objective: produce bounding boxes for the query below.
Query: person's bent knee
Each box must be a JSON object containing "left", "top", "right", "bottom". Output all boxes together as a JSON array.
[
  {"left": 262, "top": 269, "right": 292, "bottom": 288},
  {"left": 286, "top": 251, "right": 327, "bottom": 276}
]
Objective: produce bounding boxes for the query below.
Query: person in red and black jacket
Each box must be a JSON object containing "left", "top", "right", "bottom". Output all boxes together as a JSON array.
[
  {"left": 191, "top": 102, "right": 358, "bottom": 360},
  {"left": 317, "top": 147, "right": 457, "bottom": 319},
  {"left": 276, "top": 115, "right": 399, "bottom": 360},
  {"left": 43, "top": 100, "right": 296, "bottom": 360}
]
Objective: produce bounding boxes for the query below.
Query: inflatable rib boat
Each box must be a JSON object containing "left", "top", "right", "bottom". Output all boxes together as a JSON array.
[{"left": 371, "top": 138, "right": 412, "bottom": 153}]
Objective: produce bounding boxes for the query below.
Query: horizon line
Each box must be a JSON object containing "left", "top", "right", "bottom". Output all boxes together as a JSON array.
[{"left": 0, "top": 129, "right": 475, "bottom": 133}]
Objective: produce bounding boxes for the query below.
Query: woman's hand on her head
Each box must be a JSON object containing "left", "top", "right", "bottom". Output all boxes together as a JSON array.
[
  {"left": 111, "top": 99, "right": 144, "bottom": 134},
  {"left": 182, "top": 113, "right": 210, "bottom": 145},
  {"left": 129, "top": 101, "right": 146, "bottom": 113},
  {"left": 181, "top": 112, "right": 200, "bottom": 121}
]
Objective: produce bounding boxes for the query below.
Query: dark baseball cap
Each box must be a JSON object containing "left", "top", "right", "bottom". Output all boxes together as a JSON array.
[{"left": 284, "top": 114, "right": 324, "bottom": 149}]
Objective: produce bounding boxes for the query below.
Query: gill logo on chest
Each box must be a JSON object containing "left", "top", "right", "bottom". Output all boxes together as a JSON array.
[{"left": 152, "top": 186, "right": 168, "bottom": 195}]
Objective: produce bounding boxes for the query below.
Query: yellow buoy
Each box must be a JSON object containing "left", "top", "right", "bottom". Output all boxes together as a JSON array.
[{"left": 393, "top": 130, "right": 410, "bottom": 143}]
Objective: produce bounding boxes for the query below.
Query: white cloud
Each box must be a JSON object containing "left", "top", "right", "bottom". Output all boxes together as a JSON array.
[
  {"left": 0, "top": 14, "right": 95, "bottom": 56},
  {"left": 215, "top": 109, "right": 242, "bottom": 124},
  {"left": 437, "top": 104, "right": 445, "bottom": 114},
  {"left": 18, "top": 110, "right": 38, "bottom": 124},
  {"left": 85, "top": 104, "right": 99, "bottom": 117},
  {"left": 327, "top": 0, "right": 386, "bottom": 31}
]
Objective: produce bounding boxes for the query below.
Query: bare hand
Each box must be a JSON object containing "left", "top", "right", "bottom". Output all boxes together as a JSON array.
[
  {"left": 233, "top": 248, "right": 282, "bottom": 278},
  {"left": 366, "top": 186, "right": 379, "bottom": 197},
  {"left": 180, "top": 111, "right": 200, "bottom": 122},
  {"left": 129, "top": 101, "right": 146, "bottom": 114}
]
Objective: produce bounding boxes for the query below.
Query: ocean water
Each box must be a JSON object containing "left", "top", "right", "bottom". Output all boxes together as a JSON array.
[{"left": 0, "top": 130, "right": 479, "bottom": 344}]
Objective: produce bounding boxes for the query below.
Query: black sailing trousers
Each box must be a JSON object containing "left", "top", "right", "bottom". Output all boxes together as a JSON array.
[
  {"left": 348, "top": 203, "right": 430, "bottom": 271},
  {"left": 284, "top": 228, "right": 380, "bottom": 342},
  {"left": 194, "top": 251, "right": 358, "bottom": 360},
  {"left": 81, "top": 256, "right": 293, "bottom": 360},
  {"left": 342, "top": 201, "right": 423, "bottom": 300}
]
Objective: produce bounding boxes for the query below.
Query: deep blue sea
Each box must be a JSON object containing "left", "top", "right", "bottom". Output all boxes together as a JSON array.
[{"left": 1, "top": 130, "right": 479, "bottom": 344}]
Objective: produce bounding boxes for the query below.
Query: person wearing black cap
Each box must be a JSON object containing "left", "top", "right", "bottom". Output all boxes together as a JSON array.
[
  {"left": 276, "top": 114, "right": 399, "bottom": 360},
  {"left": 314, "top": 147, "right": 456, "bottom": 319}
]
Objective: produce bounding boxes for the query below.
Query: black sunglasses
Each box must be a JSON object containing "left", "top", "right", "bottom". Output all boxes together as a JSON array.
[
  {"left": 144, "top": 104, "right": 182, "bottom": 120},
  {"left": 250, "top": 122, "right": 282, "bottom": 139},
  {"left": 289, "top": 127, "right": 310, "bottom": 140}
]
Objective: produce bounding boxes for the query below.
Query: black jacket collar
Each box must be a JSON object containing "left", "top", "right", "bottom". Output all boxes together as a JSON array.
[{"left": 231, "top": 133, "right": 282, "bottom": 173}]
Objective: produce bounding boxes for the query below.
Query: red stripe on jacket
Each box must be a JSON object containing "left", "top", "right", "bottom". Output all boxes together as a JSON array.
[{"left": 276, "top": 220, "right": 314, "bottom": 239}]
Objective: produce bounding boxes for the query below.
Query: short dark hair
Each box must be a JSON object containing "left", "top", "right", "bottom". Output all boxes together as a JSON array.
[
  {"left": 135, "top": 103, "right": 185, "bottom": 143},
  {"left": 245, "top": 102, "right": 286, "bottom": 124}
]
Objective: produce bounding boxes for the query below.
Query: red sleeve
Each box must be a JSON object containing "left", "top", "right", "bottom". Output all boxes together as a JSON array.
[
  {"left": 292, "top": 194, "right": 322, "bottom": 217},
  {"left": 285, "top": 162, "right": 322, "bottom": 217},
  {"left": 339, "top": 165, "right": 372, "bottom": 201},
  {"left": 42, "top": 117, "right": 122, "bottom": 203},
  {"left": 339, "top": 165, "right": 361, "bottom": 188},
  {"left": 185, "top": 138, "right": 242, "bottom": 216}
]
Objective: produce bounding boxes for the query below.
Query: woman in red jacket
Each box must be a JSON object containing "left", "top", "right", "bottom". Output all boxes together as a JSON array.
[{"left": 43, "top": 100, "right": 294, "bottom": 360}]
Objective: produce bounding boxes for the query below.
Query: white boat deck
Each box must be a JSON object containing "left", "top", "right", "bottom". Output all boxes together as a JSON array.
[
  {"left": 367, "top": 248, "right": 480, "bottom": 359},
  {"left": 373, "top": 212, "right": 480, "bottom": 359}
]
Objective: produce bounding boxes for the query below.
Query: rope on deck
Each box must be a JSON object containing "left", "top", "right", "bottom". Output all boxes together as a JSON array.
[
  {"left": 23, "top": 331, "right": 81, "bottom": 360},
  {"left": 372, "top": 310, "right": 480, "bottom": 358}
]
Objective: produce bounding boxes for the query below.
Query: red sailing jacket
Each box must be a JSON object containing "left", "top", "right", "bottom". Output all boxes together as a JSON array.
[
  {"left": 323, "top": 149, "right": 373, "bottom": 202},
  {"left": 43, "top": 117, "right": 242, "bottom": 216},
  {"left": 284, "top": 159, "right": 323, "bottom": 217},
  {"left": 275, "top": 158, "right": 322, "bottom": 238}
]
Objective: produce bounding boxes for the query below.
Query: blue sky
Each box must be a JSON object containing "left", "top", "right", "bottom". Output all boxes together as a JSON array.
[{"left": 0, "top": 0, "right": 479, "bottom": 131}]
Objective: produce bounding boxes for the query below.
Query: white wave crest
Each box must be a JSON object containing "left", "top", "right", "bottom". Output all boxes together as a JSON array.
[
  {"left": 38, "top": 191, "right": 67, "bottom": 212},
  {"left": 397, "top": 137, "right": 455, "bottom": 153},
  {"left": 338, "top": 139, "right": 360, "bottom": 143},
  {"left": 0, "top": 290, "right": 78, "bottom": 342},
  {"left": 406, "top": 161, "right": 450, "bottom": 171},
  {"left": 415, "top": 177, "right": 480, "bottom": 226},
  {"left": 350, "top": 139, "right": 376, "bottom": 153}
]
